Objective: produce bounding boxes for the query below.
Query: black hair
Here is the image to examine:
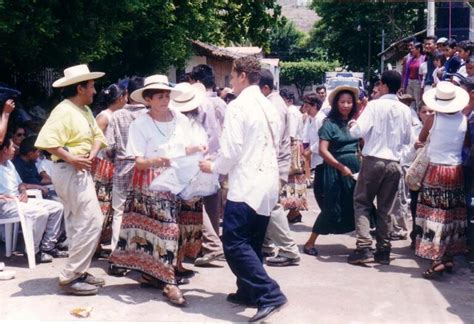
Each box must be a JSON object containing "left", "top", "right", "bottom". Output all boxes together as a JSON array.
[
  {"left": 381, "top": 70, "right": 402, "bottom": 94},
  {"left": 413, "top": 42, "right": 424, "bottom": 53},
  {"left": 0, "top": 133, "right": 12, "bottom": 150},
  {"left": 315, "top": 85, "right": 326, "bottom": 93},
  {"left": 458, "top": 40, "right": 473, "bottom": 54},
  {"left": 233, "top": 56, "right": 261, "bottom": 85},
  {"left": 127, "top": 77, "right": 145, "bottom": 98},
  {"left": 280, "top": 89, "right": 295, "bottom": 101},
  {"left": 177, "top": 73, "right": 192, "bottom": 83},
  {"left": 447, "top": 39, "right": 457, "bottom": 49},
  {"left": 303, "top": 93, "right": 322, "bottom": 109},
  {"left": 467, "top": 54, "right": 474, "bottom": 64},
  {"left": 434, "top": 53, "right": 447, "bottom": 65},
  {"left": 142, "top": 89, "right": 169, "bottom": 101},
  {"left": 190, "top": 64, "right": 215, "bottom": 89},
  {"left": 328, "top": 90, "right": 358, "bottom": 122},
  {"left": 425, "top": 35, "right": 437, "bottom": 42},
  {"left": 405, "top": 37, "right": 416, "bottom": 44},
  {"left": 463, "top": 76, "right": 474, "bottom": 92},
  {"left": 259, "top": 69, "right": 274, "bottom": 90},
  {"left": 60, "top": 80, "right": 89, "bottom": 99},
  {"left": 96, "top": 83, "right": 125, "bottom": 112},
  {"left": 19, "top": 136, "right": 38, "bottom": 155}
]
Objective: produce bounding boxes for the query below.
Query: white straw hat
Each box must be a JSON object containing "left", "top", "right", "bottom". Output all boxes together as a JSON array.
[
  {"left": 169, "top": 82, "right": 206, "bottom": 112},
  {"left": 52, "top": 64, "right": 105, "bottom": 88},
  {"left": 327, "top": 85, "right": 360, "bottom": 106},
  {"left": 130, "top": 75, "right": 182, "bottom": 105},
  {"left": 422, "top": 81, "right": 469, "bottom": 113}
]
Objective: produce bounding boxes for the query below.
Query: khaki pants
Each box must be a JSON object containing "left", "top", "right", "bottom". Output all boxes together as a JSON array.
[
  {"left": 51, "top": 163, "right": 104, "bottom": 284},
  {"left": 391, "top": 166, "right": 409, "bottom": 236},
  {"left": 263, "top": 202, "right": 300, "bottom": 259},
  {"left": 111, "top": 188, "right": 127, "bottom": 250},
  {"left": 201, "top": 192, "right": 223, "bottom": 256},
  {"left": 354, "top": 156, "right": 401, "bottom": 252}
]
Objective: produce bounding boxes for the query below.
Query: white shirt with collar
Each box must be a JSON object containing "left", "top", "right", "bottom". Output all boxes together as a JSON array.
[
  {"left": 308, "top": 106, "right": 330, "bottom": 168},
  {"left": 349, "top": 93, "right": 414, "bottom": 162},
  {"left": 211, "top": 85, "right": 281, "bottom": 216}
]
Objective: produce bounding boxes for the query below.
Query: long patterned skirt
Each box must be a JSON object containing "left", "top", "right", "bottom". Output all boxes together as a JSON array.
[
  {"left": 92, "top": 157, "right": 115, "bottom": 244},
  {"left": 177, "top": 198, "right": 203, "bottom": 266},
  {"left": 415, "top": 163, "right": 467, "bottom": 261},
  {"left": 109, "top": 167, "right": 202, "bottom": 284}
]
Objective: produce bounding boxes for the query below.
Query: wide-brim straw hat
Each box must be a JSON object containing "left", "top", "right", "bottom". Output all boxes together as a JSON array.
[
  {"left": 169, "top": 82, "right": 206, "bottom": 112},
  {"left": 130, "top": 74, "right": 182, "bottom": 105},
  {"left": 422, "top": 81, "right": 469, "bottom": 113},
  {"left": 328, "top": 85, "right": 360, "bottom": 105},
  {"left": 52, "top": 64, "right": 105, "bottom": 88}
]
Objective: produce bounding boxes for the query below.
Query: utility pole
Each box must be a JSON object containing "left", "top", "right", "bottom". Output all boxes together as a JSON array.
[
  {"left": 427, "top": 0, "right": 435, "bottom": 36},
  {"left": 380, "top": 29, "right": 385, "bottom": 74}
]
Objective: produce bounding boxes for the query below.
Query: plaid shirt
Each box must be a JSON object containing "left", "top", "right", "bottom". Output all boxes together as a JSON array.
[{"left": 105, "top": 104, "right": 147, "bottom": 191}]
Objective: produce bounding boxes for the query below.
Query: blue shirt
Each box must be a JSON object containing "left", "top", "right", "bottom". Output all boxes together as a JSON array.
[
  {"left": 0, "top": 160, "right": 22, "bottom": 196},
  {"left": 12, "top": 156, "right": 42, "bottom": 185}
]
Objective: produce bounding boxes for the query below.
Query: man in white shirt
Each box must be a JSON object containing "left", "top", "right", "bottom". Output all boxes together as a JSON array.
[
  {"left": 189, "top": 64, "right": 226, "bottom": 266},
  {"left": 200, "top": 57, "right": 287, "bottom": 323},
  {"left": 0, "top": 135, "right": 64, "bottom": 263},
  {"left": 347, "top": 70, "right": 414, "bottom": 265},
  {"left": 259, "top": 69, "right": 300, "bottom": 267}
]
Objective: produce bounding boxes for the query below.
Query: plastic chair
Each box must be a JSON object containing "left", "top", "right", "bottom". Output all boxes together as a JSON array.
[
  {"left": 26, "top": 189, "right": 43, "bottom": 199},
  {"left": 0, "top": 199, "right": 36, "bottom": 268}
]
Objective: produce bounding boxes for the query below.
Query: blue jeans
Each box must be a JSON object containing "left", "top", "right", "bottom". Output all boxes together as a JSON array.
[{"left": 223, "top": 200, "right": 287, "bottom": 307}]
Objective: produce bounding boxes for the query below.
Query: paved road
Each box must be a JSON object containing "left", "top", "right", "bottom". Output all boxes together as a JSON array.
[{"left": 1, "top": 194, "right": 473, "bottom": 322}]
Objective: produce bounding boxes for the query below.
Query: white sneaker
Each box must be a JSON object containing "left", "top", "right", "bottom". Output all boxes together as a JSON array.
[
  {"left": 0, "top": 262, "right": 5, "bottom": 271},
  {"left": 0, "top": 270, "right": 16, "bottom": 280}
]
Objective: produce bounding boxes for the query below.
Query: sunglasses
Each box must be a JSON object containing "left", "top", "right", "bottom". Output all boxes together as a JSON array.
[{"left": 15, "top": 132, "right": 26, "bottom": 137}]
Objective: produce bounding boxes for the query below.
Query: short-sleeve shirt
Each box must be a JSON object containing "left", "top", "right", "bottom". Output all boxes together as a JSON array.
[
  {"left": 0, "top": 160, "right": 22, "bottom": 196},
  {"left": 319, "top": 118, "right": 358, "bottom": 155},
  {"left": 12, "top": 156, "right": 42, "bottom": 185},
  {"left": 35, "top": 99, "right": 107, "bottom": 161},
  {"left": 126, "top": 110, "right": 193, "bottom": 159}
]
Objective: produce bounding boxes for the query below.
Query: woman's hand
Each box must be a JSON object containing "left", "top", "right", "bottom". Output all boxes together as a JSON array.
[
  {"left": 152, "top": 157, "right": 171, "bottom": 168},
  {"left": 414, "top": 140, "right": 425, "bottom": 150},
  {"left": 3, "top": 99, "right": 15, "bottom": 114},
  {"left": 186, "top": 145, "right": 208, "bottom": 155},
  {"left": 339, "top": 165, "right": 353, "bottom": 177}
]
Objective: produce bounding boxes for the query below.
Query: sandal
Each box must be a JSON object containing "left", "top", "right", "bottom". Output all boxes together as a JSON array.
[
  {"left": 139, "top": 274, "right": 165, "bottom": 289},
  {"left": 175, "top": 268, "right": 195, "bottom": 279},
  {"left": 163, "top": 284, "right": 187, "bottom": 306},
  {"left": 422, "top": 261, "right": 445, "bottom": 280},
  {"left": 303, "top": 246, "right": 319, "bottom": 256}
]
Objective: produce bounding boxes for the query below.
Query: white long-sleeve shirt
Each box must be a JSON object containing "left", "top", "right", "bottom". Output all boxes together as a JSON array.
[
  {"left": 308, "top": 107, "right": 330, "bottom": 168},
  {"left": 349, "top": 94, "right": 414, "bottom": 162},
  {"left": 287, "top": 104, "right": 304, "bottom": 140},
  {"left": 211, "top": 85, "right": 280, "bottom": 216}
]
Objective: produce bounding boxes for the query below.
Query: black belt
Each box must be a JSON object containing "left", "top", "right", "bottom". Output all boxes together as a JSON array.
[{"left": 54, "top": 159, "right": 66, "bottom": 163}]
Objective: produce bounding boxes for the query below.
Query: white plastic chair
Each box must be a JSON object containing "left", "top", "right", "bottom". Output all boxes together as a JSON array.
[
  {"left": 0, "top": 198, "right": 36, "bottom": 268},
  {"left": 26, "top": 189, "right": 43, "bottom": 199}
]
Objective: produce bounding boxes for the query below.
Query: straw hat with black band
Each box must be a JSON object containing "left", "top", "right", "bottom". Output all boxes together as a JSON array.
[
  {"left": 130, "top": 74, "right": 182, "bottom": 105},
  {"left": 422, "top": 81, "right": 469, "bottom": 113},
  {"left": 52, "top": 64, "right": 105, "bottom": 88},
  {"left": 328, "top": 85, "right": 360, "bottom": 106}
]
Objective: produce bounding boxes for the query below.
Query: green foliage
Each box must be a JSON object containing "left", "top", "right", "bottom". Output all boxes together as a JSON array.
[
  {"left": 310, "top": 1, "right": 425, "bottom": 78},
  {"left": 280, "top": 60, "right": 339, "bottom": 98},
  {"left": 269, "top": 19, "right": 307, "bottom": 61},
  {"left": 0, "top": 0, "right": 281, "bottom": 86}
]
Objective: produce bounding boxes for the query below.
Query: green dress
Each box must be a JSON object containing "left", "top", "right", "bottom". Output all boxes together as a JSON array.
[{"left": 313, "top": 118, "right": 360, "bottom": 235}]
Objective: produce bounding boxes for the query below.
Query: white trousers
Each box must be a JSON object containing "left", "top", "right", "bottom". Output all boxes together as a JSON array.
[
  {"left": 51, "top": 163, "right": 104, "bottom": 284},
  {"left": 110, "top": 187, "right": 127, "bottom": 250}
]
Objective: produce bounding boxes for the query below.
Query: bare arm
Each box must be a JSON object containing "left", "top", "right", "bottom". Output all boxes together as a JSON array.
[
  {"left": 319, "top": 139, "right": 352, "bottom": 177},
  {"left": 46, "top": 147, "right": 92, "bottom": 171},
  {"left": 96, "top": 114, "right": 108, "bottom": 132},
  {"left": 0, "top": 100, "right": 15, "bottom": 144},
  {"left": 418, "top": 114, "right": 434, "bottom": 143},
  {"left": 135, "top": 156, "right": 170, "bottom": 170}
]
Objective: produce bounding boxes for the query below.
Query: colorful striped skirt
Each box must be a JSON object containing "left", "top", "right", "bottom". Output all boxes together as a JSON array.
[
  {"left": 415, "top": 163, "right": 467, "bottom": 261},
  {"left": 109, "top": 167, "right": 202, "bottom": 284},
  {"left": 92, "top": 157, "right": 115, "bottom": 243}
]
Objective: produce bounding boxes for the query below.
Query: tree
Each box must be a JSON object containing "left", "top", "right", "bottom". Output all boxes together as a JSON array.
[
  {"left": 310, "top": 1, "right": 425, "bottom": 78},
  {"left": 268, "top": 19, "right": 307, "bottom": 61},
  {"left": 280, "top": 60, "right": 339, "bottom": 98},
  {"left": 0, "top": 0, "right": 282, "bottom": 87}
]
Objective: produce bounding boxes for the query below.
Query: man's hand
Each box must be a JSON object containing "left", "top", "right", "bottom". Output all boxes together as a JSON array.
[
  {"left": 199, "top": 160, "right": 213, "bottom": 174},
  {"left": 152, "top": 157, "right": 171, "bottom": 168},
  {"left": 303, "top": 149, "right": 311, "bottom": 158},
  {"left": 18, "top": 192, "right": 28, "bottom": 203},
  {"left": 3, "top": 99, "right": 15, "bottom": 114},
  {"left": 69, "top": 155, "right": 92, "bottom": 172},
  {"left": 40, "top": 186, "right": 49, "bottom": 198},
  {"left": 414, "top": 140, "right": 425, "bottom": 150},
  {"left": 186, "top": 145, "right": 208, "bottom": 155},
  {"left": 348, "top": 120, "right": 357, "bottom": 129}
]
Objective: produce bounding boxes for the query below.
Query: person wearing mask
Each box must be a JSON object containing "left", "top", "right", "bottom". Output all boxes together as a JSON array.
[
  {"left": 199, "top": 56, "right": 287, "bottom": 322},
  {"left": 259, "top": 69, "right": 301, "bottom": 267},
  {"left": 347, "top": 70, "right": 414, "bottom": 266},
  {"left": 414, "top": 82, "right": 469, "bottom": 278}
]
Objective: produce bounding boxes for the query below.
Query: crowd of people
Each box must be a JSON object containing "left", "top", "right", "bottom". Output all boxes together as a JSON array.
[{"left": 0, "top": 33, "right": 473, "bottom": 322}]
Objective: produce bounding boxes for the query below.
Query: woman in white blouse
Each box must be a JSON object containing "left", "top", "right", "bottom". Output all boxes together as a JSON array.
[{"left": 108, "top": 75, "right": 205, "bottom": 307}]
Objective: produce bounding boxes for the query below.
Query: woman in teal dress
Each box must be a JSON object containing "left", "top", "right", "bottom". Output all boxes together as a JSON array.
[{"left": 303, "top": 86, "right": 360, "bottom": 256}]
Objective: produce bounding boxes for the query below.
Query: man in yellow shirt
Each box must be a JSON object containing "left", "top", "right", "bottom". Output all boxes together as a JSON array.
[{"left": 35, "top": 64, "right": 107, "bottom": 296}]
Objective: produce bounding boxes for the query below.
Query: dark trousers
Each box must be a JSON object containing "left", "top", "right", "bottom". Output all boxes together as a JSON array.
[{"left": 223, "top": 200, "right": 287, "bottom": 307}]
